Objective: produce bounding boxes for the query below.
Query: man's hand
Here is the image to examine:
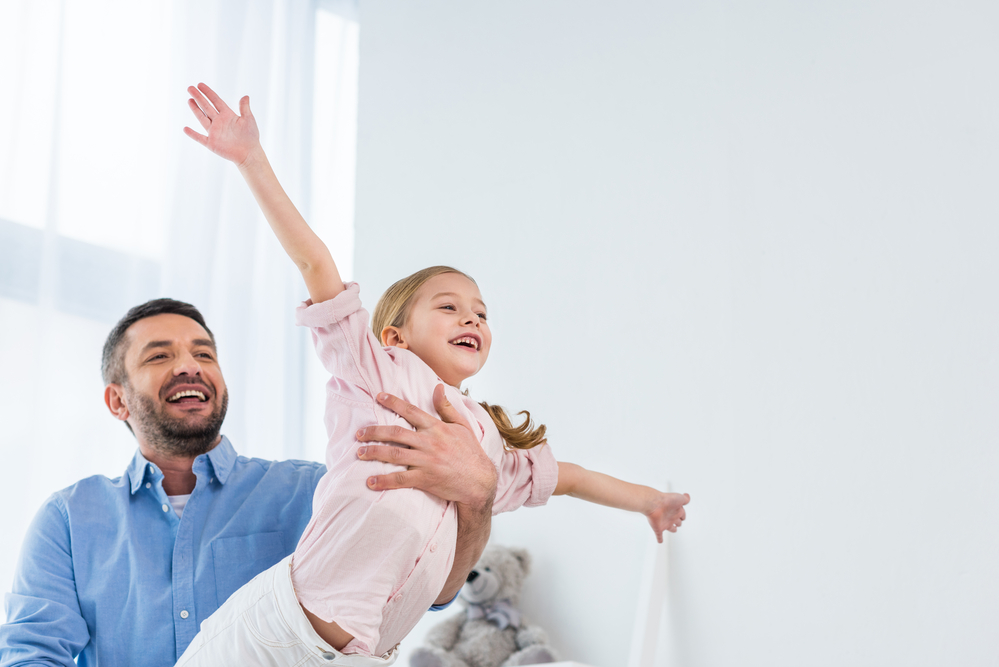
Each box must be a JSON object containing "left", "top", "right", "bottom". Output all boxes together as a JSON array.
[
  {"left": 356, "top": 385, "right": 497, "bottom": 604},
  {"left": 355, "top": 385, "right": 497, "bottom": 512},
  {"left": 184, "top": 83, "right": 262, "bottom": 167}
]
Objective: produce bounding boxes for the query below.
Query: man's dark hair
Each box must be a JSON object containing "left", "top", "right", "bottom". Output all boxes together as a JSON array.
[{"left": 101, "top": 298, "right": 215, "bottom": 386}]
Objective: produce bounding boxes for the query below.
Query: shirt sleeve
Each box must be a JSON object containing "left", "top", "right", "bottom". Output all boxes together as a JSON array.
[
  {"left": 295, "top": 282, "right": 396, "bottom": 400},
  {"left": 491, "top": 443, "right": 559, "bottom": 515},
  {"left": 0, "top": 496, "right": 90, "bottom": 667}
]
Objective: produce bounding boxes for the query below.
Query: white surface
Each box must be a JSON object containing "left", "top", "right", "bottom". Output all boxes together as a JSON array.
[
  {"left": 355, "top": 2, "right": 999, "bottom": 666},
  {"left": 629, "top": 484, "right": 671, "bottom": 667}
]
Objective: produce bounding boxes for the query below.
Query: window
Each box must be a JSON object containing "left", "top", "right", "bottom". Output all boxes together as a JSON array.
[{"left": 0, "top": 0, "right": 359, "bottom": 620}]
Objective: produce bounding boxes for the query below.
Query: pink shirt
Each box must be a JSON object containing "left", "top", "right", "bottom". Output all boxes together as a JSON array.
[{"left": 290, "top": 283, "right": 558, "bottom": 657}]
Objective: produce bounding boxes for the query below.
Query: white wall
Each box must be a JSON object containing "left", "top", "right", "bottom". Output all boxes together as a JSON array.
[{"left": 352, "top": 2, "right": 999, "bottom": 665}]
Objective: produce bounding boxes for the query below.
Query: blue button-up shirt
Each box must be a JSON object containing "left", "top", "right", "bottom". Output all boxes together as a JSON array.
[{"left": 0, "top": 437, "right": 326, "bottom": 667}]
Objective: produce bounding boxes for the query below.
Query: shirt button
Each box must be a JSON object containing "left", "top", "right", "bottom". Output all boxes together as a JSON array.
[
  {"left": 145, "top": 482, "right": 151, "bottom": 488},
  {"left": 162, "top": 504, "right": 169, "bottom": 513},
  {"left": 429, "top": 543, "right": 437, "bottom": 552},
  {"left": 321, "top": 652, "right": 337, "bottom": 661},
  {"left": 210, "top": 477, "right": 214, "bottom": 483},
  {"left": 180, "top": 610, "right": 189, "bottom": 619}
]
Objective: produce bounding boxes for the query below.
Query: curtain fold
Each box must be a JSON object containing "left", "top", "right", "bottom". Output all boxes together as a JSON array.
[{"left": 0, "top": 0, "right": 358, "bottom": 621}]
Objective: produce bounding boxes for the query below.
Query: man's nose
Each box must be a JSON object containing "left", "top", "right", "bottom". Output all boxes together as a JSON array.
[{"left": 173, "top": 352, "right": 203, "bottom": 376}]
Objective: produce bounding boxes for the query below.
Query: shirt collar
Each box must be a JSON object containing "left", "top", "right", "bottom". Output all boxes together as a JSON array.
[
  {"left": 126, "top": 435, "right": 237, "bottom": 494},
  {"left": 204, "top": 436, "right": 236, "bottom": 485}
]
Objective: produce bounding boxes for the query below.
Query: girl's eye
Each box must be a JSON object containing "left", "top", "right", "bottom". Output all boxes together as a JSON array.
[
  {"left": 441, "top": 305, "right": 456, "bottom": 311},
  {"left": 477, "top": 313, "right": 487, "bottom": 321}
]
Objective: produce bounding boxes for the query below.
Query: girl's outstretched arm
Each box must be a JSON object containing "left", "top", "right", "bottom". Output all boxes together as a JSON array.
[
  {"left": 184, "top": 82, "right": 343, "bottom": 304},
  {"left": 553, "top": 462, "right": 690, "bottom": 543}
]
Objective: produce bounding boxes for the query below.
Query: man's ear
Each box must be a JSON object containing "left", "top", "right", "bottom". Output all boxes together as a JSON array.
[
  {"left": 104, "top": 384, "right": 130, "bottom": 422},
  {"left": 381, "top": 326, "right": 408, "bottom": 349}
]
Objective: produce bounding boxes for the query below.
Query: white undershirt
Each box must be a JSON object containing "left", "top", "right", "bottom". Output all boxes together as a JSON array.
[{"left": 168, "top": 493, "right": 191, "bottom": 518}]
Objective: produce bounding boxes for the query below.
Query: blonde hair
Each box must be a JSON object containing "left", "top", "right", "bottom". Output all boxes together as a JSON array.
[{"left": 371, "top": 266, "right": 547, "bottom": 451}]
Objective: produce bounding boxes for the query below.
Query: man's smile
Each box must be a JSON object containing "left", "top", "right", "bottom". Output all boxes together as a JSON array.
[{"left": 166, "top": 389, "right": 209, "bottom": 403}]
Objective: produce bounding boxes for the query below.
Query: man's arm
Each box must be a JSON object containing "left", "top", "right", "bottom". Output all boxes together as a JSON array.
[
  {"left": 0, "top": 498, "right": 89, "bottom": 667},
  {"left": 355, "top": 385, "right": 497, "bottom": 605}
]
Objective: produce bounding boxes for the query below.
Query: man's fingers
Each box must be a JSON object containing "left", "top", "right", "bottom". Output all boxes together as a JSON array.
[
  {"left": 197, "top": 82, "right": 231, "bottom": 114},
  {"left": 432, "top": 384, "right": 471, "bottom": 429},
  {"left": 356, "top": 443, "right": 415, "bottom": 466},
  {"left": 366, "top": 469, "right": 420, "bottom": 492},
  {"left": 375, "top": 392, "right": 437, "bottom": 430},
  {"left": 183, "top": 126, "right": 208, "bottom": 146},
  {"left": 356, "top": 424, "right": 421, "bottom": 448}
]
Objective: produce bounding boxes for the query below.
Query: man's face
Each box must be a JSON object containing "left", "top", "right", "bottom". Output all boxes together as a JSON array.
[{"left": 112, "top": 313, "right": 228, "bottom": 458}]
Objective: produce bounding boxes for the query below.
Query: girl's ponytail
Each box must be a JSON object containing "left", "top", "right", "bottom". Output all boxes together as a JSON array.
[{"left": 477, "top": 401, "right": 547, "bottom": 451}]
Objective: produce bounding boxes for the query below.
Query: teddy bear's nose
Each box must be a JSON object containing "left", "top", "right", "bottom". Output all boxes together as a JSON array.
[{"left": 466, "top": 570, "right": 479, "bottom": 583}]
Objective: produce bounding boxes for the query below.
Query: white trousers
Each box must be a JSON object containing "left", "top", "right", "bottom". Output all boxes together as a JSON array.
[{"left": 175, "top": 555, "right": 398, "bottom": 667}]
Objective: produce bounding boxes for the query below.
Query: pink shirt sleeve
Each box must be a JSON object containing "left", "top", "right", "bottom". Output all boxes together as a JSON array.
[
  {"left": 294, "top": 282, "right": 397, "bottom": 401},
  {"left": 491, "top": 443, "right": 559, "bottom": 515}
]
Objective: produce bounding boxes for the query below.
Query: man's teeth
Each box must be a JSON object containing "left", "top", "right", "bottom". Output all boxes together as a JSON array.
[
  {"left": 451, "top": 337, "right": 478, "bottom": 350},
  {"left": 167, "top": 390, "right": 207, "bottom": 402}
]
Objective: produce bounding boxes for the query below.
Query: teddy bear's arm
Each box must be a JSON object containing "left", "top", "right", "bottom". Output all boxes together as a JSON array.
[
  {"left": 514, "top": 622, "right": 551, "bottom": 649},
  {"left": 423, "top": 612, "right": 467, "bottom": 650}
]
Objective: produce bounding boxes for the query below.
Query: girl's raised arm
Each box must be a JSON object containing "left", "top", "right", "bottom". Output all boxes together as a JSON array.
[
  {"left": 553, "top": 462, "right": 690, "bottom": 543},
  {"left": 184, "top": 82, "right": 343, "bottom": 304}
]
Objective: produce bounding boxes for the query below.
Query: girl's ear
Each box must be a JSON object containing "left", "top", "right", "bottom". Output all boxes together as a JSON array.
[{"left": 381, "top": 326, "right": 408, "bottom": 349}]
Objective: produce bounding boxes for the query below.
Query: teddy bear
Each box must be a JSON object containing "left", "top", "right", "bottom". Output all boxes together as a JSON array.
[{"left": 409, "top": 544, "right": 560, "bottom": 667}]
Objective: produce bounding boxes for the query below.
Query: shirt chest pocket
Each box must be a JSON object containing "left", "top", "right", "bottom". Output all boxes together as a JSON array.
[{"left": 211, "top": 531, "right": 287, "bottom": 606}]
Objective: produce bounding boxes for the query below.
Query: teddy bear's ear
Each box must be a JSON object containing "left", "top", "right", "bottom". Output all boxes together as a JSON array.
[{"left": 510, "top": 547, "right": 531, "bottom": 575}]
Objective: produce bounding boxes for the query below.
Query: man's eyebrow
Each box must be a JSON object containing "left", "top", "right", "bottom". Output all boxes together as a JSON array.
[
  {"left": 431, "top": 292, "right": 487, "bottom": 309},
  {"left": 139, "top": 338, "right": 217, "bottom": 355},
  {"left": 139, "top": 340, "right": 173, "bottom": 355}
]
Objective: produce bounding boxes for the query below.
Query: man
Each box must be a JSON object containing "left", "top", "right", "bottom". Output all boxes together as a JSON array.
[{"left": 0, "top": 298, "right": 497, "bottom": 666}]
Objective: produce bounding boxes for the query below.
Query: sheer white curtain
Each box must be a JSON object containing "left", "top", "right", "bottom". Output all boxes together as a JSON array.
[{"left": 0, "top": 0, "right": 358, "bottom": 619}]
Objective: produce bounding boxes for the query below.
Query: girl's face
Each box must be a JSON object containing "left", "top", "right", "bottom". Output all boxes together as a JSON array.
[{"left": 384, "top": 272, "right": 492, "bottom": 387}]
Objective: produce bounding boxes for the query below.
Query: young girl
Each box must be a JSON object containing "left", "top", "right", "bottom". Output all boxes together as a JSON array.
[{"left": 178, "top": 83, "right": 689, "bottom": 665}]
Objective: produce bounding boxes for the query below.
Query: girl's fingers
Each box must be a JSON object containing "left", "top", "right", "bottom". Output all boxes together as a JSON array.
[
  {"left": 197, "top": 82, "right": 232, "bottom": 115},
  {"left": 187, "top": 98, "right": 211, "bottom": 131},
  {"left": 183, "top": 126, "right": 208, "bottom": 146},
  {"left": 239, "top": 95, "right": 253, "bottom": 120},
  {"left": 187, "top": 85, "right": 217, "bottom": 119}
]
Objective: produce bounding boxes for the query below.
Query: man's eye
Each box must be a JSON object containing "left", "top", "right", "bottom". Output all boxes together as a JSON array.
[
  {"left": 196, "top": 353, "right": 214, "bottom": 360},
  {"left": 147, "top": 354, "right": 167, "bottom": 362}
]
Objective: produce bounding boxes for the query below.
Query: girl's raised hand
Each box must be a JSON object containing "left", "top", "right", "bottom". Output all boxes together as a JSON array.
[
  {"left": 184, "top": 83, "right": 260, "bottom": 166},
  {"left": 645, "top": 492, "right": 690, "bottom": 543}
]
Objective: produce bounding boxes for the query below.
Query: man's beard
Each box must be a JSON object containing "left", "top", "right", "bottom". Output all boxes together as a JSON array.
[{"left": 127, "top": 384, "right": 229, "bottom": 458}]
